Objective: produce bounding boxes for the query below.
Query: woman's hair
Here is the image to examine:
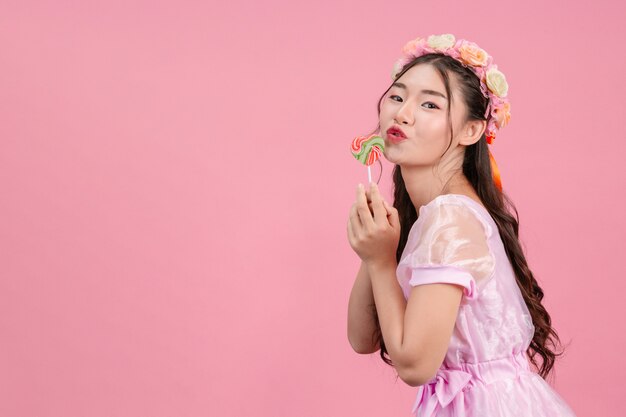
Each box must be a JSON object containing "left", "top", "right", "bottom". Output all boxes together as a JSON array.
[{"left": 368, "top": 53, "right": 569, "bottom": 380}]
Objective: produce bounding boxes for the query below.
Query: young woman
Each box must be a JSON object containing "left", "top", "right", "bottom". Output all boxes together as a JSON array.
[{"left": 347, "top": 34, "right": 577, "bottom": 416}]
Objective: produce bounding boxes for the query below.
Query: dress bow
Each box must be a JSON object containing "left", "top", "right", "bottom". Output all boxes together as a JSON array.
[{"left": 411, "top": 369, "right": 473, "bottom": 417}]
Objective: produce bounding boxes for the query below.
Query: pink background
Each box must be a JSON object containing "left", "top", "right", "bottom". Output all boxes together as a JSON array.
[{"left": 1, "top": 0, "right": 624, "bottom": 416}]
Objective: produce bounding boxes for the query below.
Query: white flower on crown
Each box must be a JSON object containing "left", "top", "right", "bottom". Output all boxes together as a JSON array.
[
  {"left": 486, "top": 67, "right": 508, "bottom": 98},
  {"left": 426, "top": 34, "right": 456, "bottom": 50}
]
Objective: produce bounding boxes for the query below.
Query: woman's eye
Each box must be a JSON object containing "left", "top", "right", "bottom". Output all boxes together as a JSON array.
[{"left": 389, "top": 95, "right": 439, "bottom": 109}]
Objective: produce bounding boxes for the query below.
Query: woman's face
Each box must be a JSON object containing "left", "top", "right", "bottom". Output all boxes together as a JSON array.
[{"left": 379, "top": 63, "right": 468, "bottom": 167}]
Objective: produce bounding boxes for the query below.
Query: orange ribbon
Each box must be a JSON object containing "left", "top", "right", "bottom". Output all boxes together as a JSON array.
[{"left": 488, "top": 148, "right": 502, "bottom": 192}]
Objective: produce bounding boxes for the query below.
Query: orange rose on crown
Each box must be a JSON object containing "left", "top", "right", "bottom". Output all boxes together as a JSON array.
[{"left": 459, "top": 41, "right": 489, "bottom": 67}]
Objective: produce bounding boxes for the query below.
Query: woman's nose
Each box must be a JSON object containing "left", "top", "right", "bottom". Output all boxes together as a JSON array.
[{"left": 394, "top": 103, "right": 413, "bottom": 125}]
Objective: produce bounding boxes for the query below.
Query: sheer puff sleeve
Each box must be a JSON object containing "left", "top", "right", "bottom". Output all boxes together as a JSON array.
[{"left": 400, "top": 198, "right": 496, "bottom": 301}]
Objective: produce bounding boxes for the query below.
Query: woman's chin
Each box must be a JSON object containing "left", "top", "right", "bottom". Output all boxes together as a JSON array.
[{"left": 382, "top": 150, "right": 401, "bottom": 165}]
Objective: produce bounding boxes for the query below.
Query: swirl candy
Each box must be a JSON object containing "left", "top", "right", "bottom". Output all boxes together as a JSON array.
[
  {"left": 351, "top": 134, "right": 385, "bottom": 183},
  {"left": 351, "top": 134, "right": 385, "bottom": 166}
]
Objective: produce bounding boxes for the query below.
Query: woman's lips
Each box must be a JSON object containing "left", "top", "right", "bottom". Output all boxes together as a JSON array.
[{"left": 386, "top": 129, "right": 407, "bottom": 144}]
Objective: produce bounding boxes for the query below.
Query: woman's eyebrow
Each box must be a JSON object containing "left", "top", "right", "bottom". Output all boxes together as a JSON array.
[{"left": 392, "top": 82, "right": 447, "bottom": 100}]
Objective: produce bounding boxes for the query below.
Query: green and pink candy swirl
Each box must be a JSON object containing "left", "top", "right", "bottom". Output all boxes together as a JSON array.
[{"left": 351, "top": 134, "right": 385, "bottom": 166}]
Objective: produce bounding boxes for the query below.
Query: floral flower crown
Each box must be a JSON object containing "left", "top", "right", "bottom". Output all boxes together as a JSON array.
[{"left": 391, "top": 34, "right": 511, "bottom": 144}]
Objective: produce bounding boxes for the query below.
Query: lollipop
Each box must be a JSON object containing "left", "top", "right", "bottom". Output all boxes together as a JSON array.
[{"left": 351, "top": 134, "right": 385, "bottom": 183}]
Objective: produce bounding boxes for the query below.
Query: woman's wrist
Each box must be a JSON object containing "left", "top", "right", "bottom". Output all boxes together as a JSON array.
[{"left": 365, "top": 257, "right": 397, "bottom": 276}]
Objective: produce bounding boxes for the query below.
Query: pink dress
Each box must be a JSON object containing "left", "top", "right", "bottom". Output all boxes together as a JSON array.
[{"left": 396, "top": 194, "right": 577, "bottom": 417}]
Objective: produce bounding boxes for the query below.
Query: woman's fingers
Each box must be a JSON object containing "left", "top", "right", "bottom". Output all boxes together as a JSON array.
[
  {"left": 356, "top": 184, "right": 375, "bottom": 230},
  {"left": 384, "top": 200, "right": 400, "bottom": 230},
  {"left": 349, "top": 200, "right": 361, "bottom": 231},
  {"left": 382, "top": 200, "right": 392, "bottom": 216},
  {"left": 347, "top": 210, "right": 355, "bottom": 243},
  {"left": 368, "top": 183, "right": 388, "bottom": 225},
  {"left": 364, "top": 188, "right": 373, "bottom": 211}
]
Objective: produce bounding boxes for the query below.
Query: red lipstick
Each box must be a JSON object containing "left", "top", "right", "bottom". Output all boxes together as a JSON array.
[{"left": 386, "top": 126, "right": 407, "bottom": 143}]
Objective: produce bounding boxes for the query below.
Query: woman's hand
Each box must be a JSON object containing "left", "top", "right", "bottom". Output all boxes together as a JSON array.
[{"left": 347, "top": 182, "right": 401, "bottom": 268}]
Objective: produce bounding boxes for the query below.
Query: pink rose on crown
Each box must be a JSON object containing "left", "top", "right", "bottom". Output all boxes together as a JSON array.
[
  {"left": 391, "top": 56, "right": 413, "bottom": 79},
  {"left": 401, "top": 38, "right": 423, "bottom": 55}
]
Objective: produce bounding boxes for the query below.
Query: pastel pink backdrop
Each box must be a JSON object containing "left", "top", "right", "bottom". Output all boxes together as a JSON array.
[{"left": 1, "top": 1, "right": 623, "bottom": 416}]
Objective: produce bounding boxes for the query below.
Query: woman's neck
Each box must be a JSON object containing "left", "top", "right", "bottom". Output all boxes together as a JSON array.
[{"left": 401, "top": 167, "right": 474, "bottom": 212}]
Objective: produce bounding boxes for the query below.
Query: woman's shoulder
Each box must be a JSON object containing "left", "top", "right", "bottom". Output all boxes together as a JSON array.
[
  {"left": 419, "top": 192, "right": 485, "bottom": 213},
  {"left": 401, "top": 193, "right": 498, "bottom": 284},
  {"left": 415, "top": 193, "right": 495, "bottom": 239}
]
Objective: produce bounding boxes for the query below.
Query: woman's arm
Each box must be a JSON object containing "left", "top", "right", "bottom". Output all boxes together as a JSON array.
[
  {"left": 347, "top": 183, "right": 463, "bottom": 386},
  {"left": 347, "top": 260, "right": 380, "bottom": 354},
  {"left": 368, "top": 260, "right": 463, "bottom": 386}
]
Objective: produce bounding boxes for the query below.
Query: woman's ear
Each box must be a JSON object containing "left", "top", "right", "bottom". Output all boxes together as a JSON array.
[{"left": 459, "top": 119, "right": 486, "bottom": 146}]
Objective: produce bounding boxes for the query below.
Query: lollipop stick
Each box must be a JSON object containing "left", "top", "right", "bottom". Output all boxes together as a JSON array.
[{"left": 367, "top": 166, "right": 372, "bottom": 183}]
